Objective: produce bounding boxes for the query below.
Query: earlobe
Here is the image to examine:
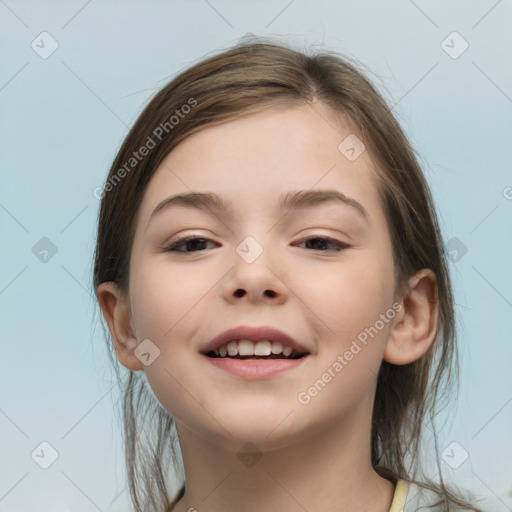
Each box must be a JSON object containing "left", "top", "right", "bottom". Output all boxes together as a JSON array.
[
  {"left": 383, "top": 269, "right": 439, "bottom": 365},
  {"left": 96, "top": 282, "right": 144, "bottom": 371}
]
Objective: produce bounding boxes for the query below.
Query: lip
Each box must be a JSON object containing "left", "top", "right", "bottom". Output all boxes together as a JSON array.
[
  {"left": 201, "top": 325, "right": 311, "bottom": 355},
  {"left": 203, "top": 353, "right": 309, "bottom": 379}
]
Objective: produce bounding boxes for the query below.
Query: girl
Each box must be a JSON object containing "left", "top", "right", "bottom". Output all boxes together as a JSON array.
[{"left": 94, "top": 38, "right": 486, "bottom": 511}]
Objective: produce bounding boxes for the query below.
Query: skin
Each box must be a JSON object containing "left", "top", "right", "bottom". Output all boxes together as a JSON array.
[{"left": 97, "top": 102, "right": 438, "bottom": 512}]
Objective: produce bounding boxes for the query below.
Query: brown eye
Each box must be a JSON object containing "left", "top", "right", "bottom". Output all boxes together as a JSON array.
[
  {"left": 165, "top": 237, "right": 217, "bottom": 253},
  {"left": 295, "top": 237, "right": 349, "bottom": 251}
]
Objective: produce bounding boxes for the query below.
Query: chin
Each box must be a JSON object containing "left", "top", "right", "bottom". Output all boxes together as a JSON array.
[{"left": 205, "top": 405, "right": 308, "bottom": 449}]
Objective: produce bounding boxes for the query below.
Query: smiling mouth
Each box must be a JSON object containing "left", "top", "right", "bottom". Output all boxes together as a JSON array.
[{"left": 203, "top": 338, "right": 310, "bottom": 361}]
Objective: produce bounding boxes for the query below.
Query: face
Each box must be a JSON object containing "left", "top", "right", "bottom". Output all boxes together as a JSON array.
[{"left": 125, "top": 103, "right": 397, "bottom": 450}]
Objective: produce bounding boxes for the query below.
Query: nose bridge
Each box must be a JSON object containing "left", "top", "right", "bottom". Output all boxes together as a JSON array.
[{"left": 235, "top": 235, "right": 266, "bottom": 265}]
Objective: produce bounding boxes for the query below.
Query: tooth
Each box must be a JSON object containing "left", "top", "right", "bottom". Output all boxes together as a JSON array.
[
  {"left": 238, "top": 340, "right": 255, "bottom": 356},
  {"left": 227, "top": 340, "right": 238, "bottom": 356},
  {"left": 271, "top": 341, "right": 283, "bottom": 354},
  {"left": 282, "top": 345, "right": 292, "bottom": 357},
  {"left": 254, "top": 340, "right": 272, "bottom": 356},
  {"left": 220, "top": 339, "right": 295, "bottom": 358}
]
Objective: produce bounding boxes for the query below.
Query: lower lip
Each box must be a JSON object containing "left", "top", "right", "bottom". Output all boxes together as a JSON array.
[{"left": 202, "top": 354, "right": 308, "bottom": 379}]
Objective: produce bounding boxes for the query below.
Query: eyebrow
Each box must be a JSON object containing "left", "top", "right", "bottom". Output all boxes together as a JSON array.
[{"left": 149, "top": 189, "right": 370, "bottom": 224}]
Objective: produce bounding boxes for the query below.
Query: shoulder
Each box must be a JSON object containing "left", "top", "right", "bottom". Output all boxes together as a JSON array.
[
  {"left": 402, "top": 481, "right": 448, "bottom": 511},
  {"left": 389, "top": 479, "right": 445, "bottom": 511},
  {"left": 392, "top": 479, "right": 500, "bottom": 512}
]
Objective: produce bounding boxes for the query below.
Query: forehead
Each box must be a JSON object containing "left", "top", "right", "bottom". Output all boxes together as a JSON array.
[{"left": 137, "top": 103, "right": 384, "bottom": 224}]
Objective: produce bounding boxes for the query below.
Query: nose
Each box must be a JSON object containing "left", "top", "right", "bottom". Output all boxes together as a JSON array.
[{"left": 222, "top": 243, "right": 288, "bottom": 305}]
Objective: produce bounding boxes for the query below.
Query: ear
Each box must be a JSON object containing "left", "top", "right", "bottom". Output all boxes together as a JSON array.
[
  {"left": 384, "top": 268, "right": 439, "bottom": 365},
  {"left": 96, "top": 282, "right": 144, "bottom": 371}
]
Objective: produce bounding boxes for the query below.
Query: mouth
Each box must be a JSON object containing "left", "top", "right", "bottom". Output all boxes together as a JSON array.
[
  {"left": 203, "top": 339, "right": 309, "bottom": 361},
  {"left": 201, "top": 326, "right": 312, "bottom": 378}
]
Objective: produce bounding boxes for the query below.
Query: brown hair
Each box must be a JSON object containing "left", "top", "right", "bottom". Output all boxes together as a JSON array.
[{"left": 93, "top": 37, "right": 480, "bottom": 511}]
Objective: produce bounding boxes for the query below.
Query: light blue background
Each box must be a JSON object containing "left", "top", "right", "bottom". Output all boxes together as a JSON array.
[{"left": 1, "top": 1, "right": 511, "bottom": 510}]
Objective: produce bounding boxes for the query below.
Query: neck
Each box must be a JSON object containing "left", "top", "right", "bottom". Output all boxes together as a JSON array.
[{"left": 172, "top": 413, "right": 394, "bottom": 512}]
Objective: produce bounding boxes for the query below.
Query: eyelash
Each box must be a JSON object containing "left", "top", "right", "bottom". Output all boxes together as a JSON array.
[{"left": 164, "top": 236, "right": 350, "bottom": 253}]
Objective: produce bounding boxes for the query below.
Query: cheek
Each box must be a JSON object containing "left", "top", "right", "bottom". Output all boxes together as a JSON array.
[
  {"left": 128, "top": 260, "right": 214, "bottom": 420},
  {"left": 297, "top": 255, "right": 394, "bottom": 342},
  {"left": 129, "top": 258, "right": 214, "bottom": 338},
  {"left": 292, "top": 261, "right": 395, "bottom": 419}
]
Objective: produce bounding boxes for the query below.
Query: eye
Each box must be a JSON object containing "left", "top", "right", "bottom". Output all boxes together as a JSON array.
[
  {"left": 295, "top": 236, "right": 349, "bottom": 252},
  {"left": 164, "top": 236, "right": 218, "bottom": 253},
  {"left": 163, "top": 235, "right": 349, "bottom": 253}
]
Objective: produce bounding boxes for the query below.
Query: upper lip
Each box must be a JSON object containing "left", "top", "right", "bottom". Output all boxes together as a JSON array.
[{"left": 201, "top": 325, "right": 311, "bottom": 355}]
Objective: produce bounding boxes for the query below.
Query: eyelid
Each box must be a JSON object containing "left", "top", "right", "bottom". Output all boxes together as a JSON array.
[{"left": 162, "top": 229, "right": 213, "bottom": 245}]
